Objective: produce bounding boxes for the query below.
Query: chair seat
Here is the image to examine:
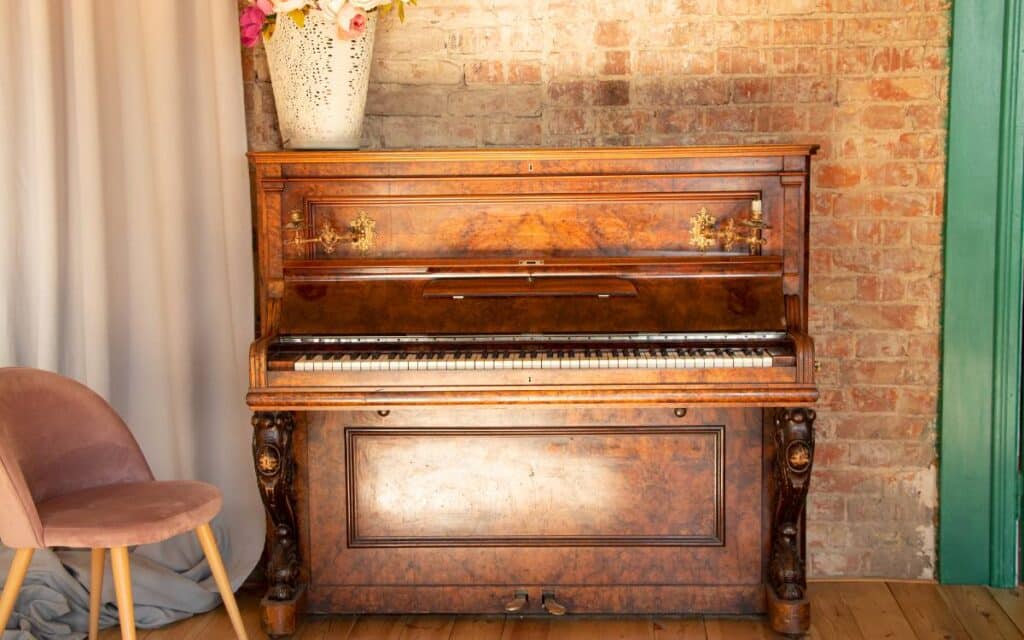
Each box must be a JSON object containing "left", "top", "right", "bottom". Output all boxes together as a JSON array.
[{"left": 36, "top": 481, "right": 222, "bottom": 548}]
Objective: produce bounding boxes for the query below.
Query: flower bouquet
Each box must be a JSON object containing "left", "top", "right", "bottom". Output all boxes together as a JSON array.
[{"left": 240, "top": 0, "right": 415, "bottom": 149}]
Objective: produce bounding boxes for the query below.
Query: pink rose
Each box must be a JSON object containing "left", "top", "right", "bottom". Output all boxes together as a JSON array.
[
  {"left": 255, "top": 0, "right": 274, "bottom": 14},
  {"left": 239, "top": 5, "right": 267, "bottom": 47},
  {"left": 332, "top": 4, "right": 369, "bottom": 40}
]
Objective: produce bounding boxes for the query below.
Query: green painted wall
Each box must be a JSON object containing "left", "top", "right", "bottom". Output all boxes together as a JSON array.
[{"left": 940, "top": 0, "right": 1023, "bottom": 586}]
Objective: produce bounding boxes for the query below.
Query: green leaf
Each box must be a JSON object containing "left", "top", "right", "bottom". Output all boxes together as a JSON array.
[{"left": 288, "top": 9, "right": 305, "bottom": 28}]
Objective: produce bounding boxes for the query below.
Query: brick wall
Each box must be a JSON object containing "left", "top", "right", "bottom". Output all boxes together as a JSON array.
[{"left": 240, "top": 0, "right": 950, "bottom": 578}]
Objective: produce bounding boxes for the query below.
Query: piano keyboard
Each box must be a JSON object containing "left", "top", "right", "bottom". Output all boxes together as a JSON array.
[{"left": 291, "top": 347, "right": 782, "bottom": 372}]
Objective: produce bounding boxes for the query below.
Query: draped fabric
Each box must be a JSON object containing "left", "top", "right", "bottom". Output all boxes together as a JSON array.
[{"left": 0, "top": 1, "right": 262, "bottom": 637}]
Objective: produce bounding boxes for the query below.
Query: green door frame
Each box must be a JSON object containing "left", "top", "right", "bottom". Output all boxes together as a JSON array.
[{"left": 939, "top": 0, "right": 1024, "bottom": 586}]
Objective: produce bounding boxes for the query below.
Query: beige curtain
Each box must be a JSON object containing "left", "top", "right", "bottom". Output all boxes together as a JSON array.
[{"left": 0, "top": 0, "right": 261, "bottom": 607}]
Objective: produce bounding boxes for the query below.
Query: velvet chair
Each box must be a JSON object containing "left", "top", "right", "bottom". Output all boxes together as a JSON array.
[{"left": 0, "top": 367, "right": 248, "bottom": 640}]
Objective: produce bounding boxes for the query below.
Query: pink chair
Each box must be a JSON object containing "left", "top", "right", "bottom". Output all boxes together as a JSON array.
[{"left": 0, "top": 368, "right": 248, "bottom": 640}]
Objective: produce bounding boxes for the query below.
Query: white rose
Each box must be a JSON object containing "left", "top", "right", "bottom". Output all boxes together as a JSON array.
[
  {"left": 318, "top": 0, "right": 348, "bottom": 15},
  {"left": 271, "top": 0, "right": 312, "bottom": 13},
  {"left": 350, "top": 0, "right": 389, "bottom": 9}
]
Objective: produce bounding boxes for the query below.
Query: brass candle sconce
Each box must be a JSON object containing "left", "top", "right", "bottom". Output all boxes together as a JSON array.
[
  {"left": 285, "top": 210, "right": 376, "bottom": 255},
  {"left": 688, "top": 200, "right": 768, "bottom": 255}
]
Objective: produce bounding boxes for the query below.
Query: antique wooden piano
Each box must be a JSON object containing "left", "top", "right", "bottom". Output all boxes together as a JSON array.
[{"left": 246, "top": 145, "right": 819, "bottom": 636}]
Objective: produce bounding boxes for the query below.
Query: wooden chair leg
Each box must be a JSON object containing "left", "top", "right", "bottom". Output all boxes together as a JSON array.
[
  {"left": 109, "top": 547, "right": 136, "bottom": 640},
  {"left": 195, "top": 523, "right": 249, "bottom": 640},
  {"left": 0, "top": 548, "right": 34, "bottom": 632},
  {"left": 89, "top": 548, "right": 105, "bottom": 640}
]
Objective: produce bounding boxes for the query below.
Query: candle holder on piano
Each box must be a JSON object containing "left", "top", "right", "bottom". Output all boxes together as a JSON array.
[
  {"left": 689, "top": 200, "right": 769, "bottom": 255},
  {"left": 285, "top": 210, "right": 376, "bottom": 254}
]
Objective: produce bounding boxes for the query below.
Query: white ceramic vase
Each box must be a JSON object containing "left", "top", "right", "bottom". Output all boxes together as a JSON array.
[{"left": 263, "top": 11, "right": 377, "bottom": 149}]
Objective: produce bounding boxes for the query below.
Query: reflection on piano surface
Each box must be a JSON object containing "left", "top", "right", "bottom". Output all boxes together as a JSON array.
[{"left": 246, "top": 146, "right": 819, "bottom": 637}]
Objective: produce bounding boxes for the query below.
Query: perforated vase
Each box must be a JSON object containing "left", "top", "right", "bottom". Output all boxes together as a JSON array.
[{"left": 263, "top": 11, "right": 377, "bottom": 149}]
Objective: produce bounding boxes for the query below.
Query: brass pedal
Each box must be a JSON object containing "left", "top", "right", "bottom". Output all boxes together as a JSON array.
[
  {"left": 504, "top": 590, "right": 529, "bottom": 613},
  {"left": 541, "top": 591, "right": 567, "bottom": 616}
]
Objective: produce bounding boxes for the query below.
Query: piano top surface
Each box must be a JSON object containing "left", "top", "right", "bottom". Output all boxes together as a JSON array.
[{"left": 248, "top": 144, "right": 820, "bottom": 164}]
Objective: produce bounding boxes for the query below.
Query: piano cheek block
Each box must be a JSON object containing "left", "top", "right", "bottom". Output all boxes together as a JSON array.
[{"left": 248, "top": 145, "right": 819, "bottom": 637}]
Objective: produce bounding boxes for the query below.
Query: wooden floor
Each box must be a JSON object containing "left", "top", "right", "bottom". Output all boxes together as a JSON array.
[{"left": 100, "top": 581, "right": 1024, "bottom": 639}]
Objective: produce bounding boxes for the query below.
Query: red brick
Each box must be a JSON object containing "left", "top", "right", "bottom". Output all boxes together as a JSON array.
[
  {"left": 836, "top": 304, "right": 926, "bottom": 330},
  {"left": 545, "top": 109, "right": 592, "bottom": 135},
  {"left": 856, "top": 334, "right": 909, "bottom": 358},
  {"left": 594, "top": 80, "right": 630, "bottom": 106},
  {"left": 733, "top": 78, "right": 772, "bottom": 103},
  {"left": 860, "top": 105, "right": 906, "bottom": 129},
  {"left": 602, "top": 51, "right": 630, "bottom": 75},
  {"left": 705, "top": 106, "right": 757, "bottom": 131},
  {"left": 817, "top": 163, "right": 862, "bottom": 188},
  {"left": 598, "top": 110, "right": 650, "bottom": 135},
  {"left": 465, "top": 60, "right": 504, "bottom": 84},
  {"left": 595, "top": 21, "right": 630, "bottom": 47},
  {"left": 508, "top": 61, "right": 542, "bottom": 84}
]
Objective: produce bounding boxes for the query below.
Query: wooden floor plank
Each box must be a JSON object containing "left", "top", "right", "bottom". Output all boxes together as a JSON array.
[
  {"left": 387, "top": 615, "right": 456, "bottom": 640},
  {"left": 499, "top": 616, "right": 552, "bottom": 640},
  {"left": 989, "top": 587, "right": 1024, "bottom": 637},
  {"left": 651, "top": 616, "right": 707, "bottom": 640},
  {"left": 888, "top": 582, "right": 970, "bottom": 639},
  {"left": 449, "top": 615, "right": 506, "bottom": 640},
  {"left": 826, "top": 582, "right": 917, "bottom": 639},
  {"left": 807, "top": 582, "right": 865, "bottom": 640},
  {"left": 328, "top": 615, "right": 359, "bottom": 639},
  {"left": 704, "top": 616, "right": 784, "bottom": 640},
  {"left": 292, "top": 615, "right": 334, "bottom": 640},
  {"left": 549, "top": 616, "right": 655, "bottom": 639},
  {"left": 90, "top": 580, "right": 1024, "bottom": 640},
  {"left": 346, "top": 614, "right": 403, "bottom": 640},
  {"left": 940, "top": 585, "right": 1023, "bottom": 640},
  {"left": 186, "top": 592, "right": 262, "bottom": 640}
]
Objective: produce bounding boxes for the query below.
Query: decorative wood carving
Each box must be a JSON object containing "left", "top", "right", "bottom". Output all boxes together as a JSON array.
[
  {"left": 769, "top": 407, "right": 816, "bottom": 602},
  {"left": 252, "top": 411, "right": 299, "bottom": 602}
]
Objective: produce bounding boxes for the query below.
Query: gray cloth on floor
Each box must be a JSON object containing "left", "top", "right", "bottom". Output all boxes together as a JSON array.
[{"left": 1, "top": 523, "right": 238, "bottom": 640}]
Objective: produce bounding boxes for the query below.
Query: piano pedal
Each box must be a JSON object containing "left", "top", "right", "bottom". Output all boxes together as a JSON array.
[
  {"left": 541, "top": 591, "right": 567, "bottom": 616},
  {"left": 504, "top": 590, "right": 529, "bottom": 613}
]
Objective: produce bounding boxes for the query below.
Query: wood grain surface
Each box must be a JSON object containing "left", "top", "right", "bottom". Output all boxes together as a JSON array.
[{"left": 106, "top": 581, "right": 1024, "bottom": 639}]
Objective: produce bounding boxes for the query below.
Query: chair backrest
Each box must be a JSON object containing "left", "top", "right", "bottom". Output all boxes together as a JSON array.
[{"left": 0, "top": 367, "right": 153, "bottom": 548}]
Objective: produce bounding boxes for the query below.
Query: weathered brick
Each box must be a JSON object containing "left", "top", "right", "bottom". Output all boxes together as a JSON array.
[
  {"left": 466, "top": 60, "right": 505, "bottom": 84},
  {"left": 594, "top": 80, "right": 630, "bottom": 106},
  {"left": 595, "top": 21, "right": 630, "bottom": 47},
  {"left": 601, "top": 51, "right": 630, "bottom": 75},
  {"left": 508, "top": 61, "right": 542, "bottom": 84}
]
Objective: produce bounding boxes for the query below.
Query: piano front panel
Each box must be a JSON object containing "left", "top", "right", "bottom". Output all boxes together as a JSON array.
[
  {"left": 301, "top": 407, "right": 766, "bottom": 614},
  {"left": 281, "top": 173, "right": 786, "bottom": 262}
]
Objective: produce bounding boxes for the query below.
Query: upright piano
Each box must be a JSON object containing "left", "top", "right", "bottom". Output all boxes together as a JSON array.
[{"left": 246, "top": 146, "right": 819, "bottom": 636}]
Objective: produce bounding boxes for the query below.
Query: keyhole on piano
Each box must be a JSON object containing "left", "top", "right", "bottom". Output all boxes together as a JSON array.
[
  {"left": 673, "top": 408, "right": 688, "bottom": 418},
  {"left": 377, "top": 410, "right": 390, "bottom": 417}
]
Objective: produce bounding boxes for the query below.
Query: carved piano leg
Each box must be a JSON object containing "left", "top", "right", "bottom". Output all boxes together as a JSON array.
[
  {"left": 252, "top": 411, "right": 302, "bottom": 638},
  {"left": 767, "top": 408, "right": 815, "bottom": 636}
]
